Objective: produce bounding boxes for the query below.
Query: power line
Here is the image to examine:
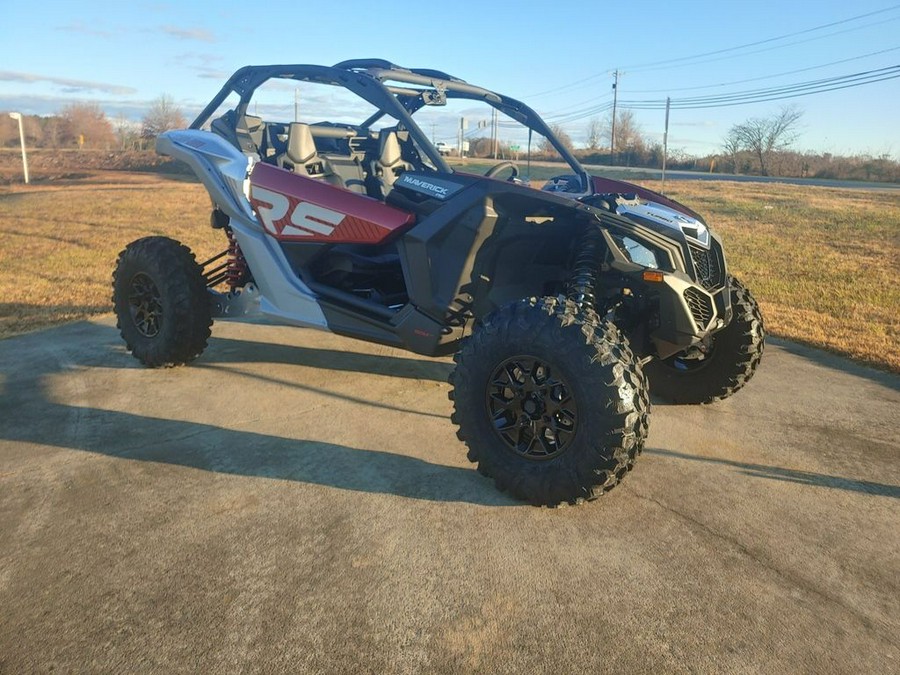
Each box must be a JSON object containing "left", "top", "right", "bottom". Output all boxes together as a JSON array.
[
  {"left": 625, "top": 46, "right": 900, "bottom": 94},
  {"left": 617, "top": 65, "right": 900, "bottom": 110},
  {"left": 540, "top": 91, "right": 613, "bottom": 117},
  {"left": 524, "top": 71, "right": 610, "bottom": 99},
  {"left": 522, "top": 5, "right": 900, "bottom": 98},
  {"left": 620, "top": 5, "right": 900, "bottom": 72},
  {"left": 623, "top": 15, "right": 900, "bottom": 75},
  {"left": 543, "top": 100, "right": 614, "bottom": 122},
  {"left": 657, "top": 72, "right": 900, "bottom": 109},
  {"left": 676, "top": 66, "right": 898, "bottom": 104}
]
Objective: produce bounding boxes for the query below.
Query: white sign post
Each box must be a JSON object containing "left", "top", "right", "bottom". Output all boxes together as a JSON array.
[{"left": 8, "top": 112, "right": 30, "bottom": 184}]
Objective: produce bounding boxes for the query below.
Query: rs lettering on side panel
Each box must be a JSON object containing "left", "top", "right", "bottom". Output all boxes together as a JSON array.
[
  {"left": 251, "top": 185, "right": 347, "bottom": 238},
  {"left": 251, "top": 185, "right": 289, "bottom": 235}
]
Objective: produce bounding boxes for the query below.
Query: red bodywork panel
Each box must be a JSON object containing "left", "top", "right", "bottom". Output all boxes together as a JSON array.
[
  {"left": 248, "top": 163, "right": 415, "bottom": 244},
  {"left": 591, "top": 175, "right": 704, "bottom": 221}
]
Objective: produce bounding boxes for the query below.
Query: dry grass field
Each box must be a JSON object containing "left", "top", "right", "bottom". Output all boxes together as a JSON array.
[
  {"left": 0, "top": 170, "right": 898, "bottom": 372},
  {"left": 0, "top": 172, "right": 220, "bottom": 336},
  {"left": 662, "top": 181, "right": 900, "bottom": 372}
]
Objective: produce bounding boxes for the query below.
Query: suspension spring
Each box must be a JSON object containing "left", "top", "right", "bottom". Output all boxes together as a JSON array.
[
  {"left": 225, "top": 227, "right": 249, "bottom": 291},
  {"left": 566, "top": 226, "right": 605, "bottom": 310}
]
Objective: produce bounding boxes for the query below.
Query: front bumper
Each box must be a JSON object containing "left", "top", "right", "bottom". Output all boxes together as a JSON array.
[
  {"left": 650, "top": 272, "right": 733, "bottom": 359},
  {"left": 600, "top": 221, "right": 733, "bottom": 360}
]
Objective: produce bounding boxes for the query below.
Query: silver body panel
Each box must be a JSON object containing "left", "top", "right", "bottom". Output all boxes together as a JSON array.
[{"left": 157, "top": 130, "right": 328, "bottom": 329}]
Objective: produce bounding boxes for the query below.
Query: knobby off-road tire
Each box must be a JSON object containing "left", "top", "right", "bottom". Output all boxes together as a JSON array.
[
  {"left": 645, "top": 276, "right": 764, "bottom": 404},
  {"left": 449, "top": 297, "right": 650, "bottom": 506},
  {"left": 112, "top": 236, "right": 212, "bottom": 367}
]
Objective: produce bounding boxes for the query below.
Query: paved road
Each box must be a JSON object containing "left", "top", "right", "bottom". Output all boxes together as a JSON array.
[
  {"left": 580, "top": 164, "right": 900, "bottom": 191},
  {"left": 1, "top": 319, "right": 898, "bottom": 673},
  {"left": 457, "top": 159, "right": 899, "bottom": 191}
]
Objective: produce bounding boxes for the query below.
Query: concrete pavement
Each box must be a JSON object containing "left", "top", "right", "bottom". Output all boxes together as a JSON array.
[{"left": 1, "top": 318, "right": 898, "bottom": 673}]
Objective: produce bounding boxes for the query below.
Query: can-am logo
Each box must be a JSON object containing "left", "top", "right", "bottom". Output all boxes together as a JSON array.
[
  {"left": 399, "top": 174, "right": 450, "bottom": 199},
  {"left": 251, "top": 185, "right": 346, "bottom": 237}
]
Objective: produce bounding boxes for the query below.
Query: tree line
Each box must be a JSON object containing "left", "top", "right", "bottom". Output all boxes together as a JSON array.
[
  {"left": 465, "top": 105, "right": 899, "bottom": 184},
  {"left": 0, "top": 95, "right": 186, "bottom": 151},
  {"left": 3, "top": 96, "right": 897, "bottom": 183}
]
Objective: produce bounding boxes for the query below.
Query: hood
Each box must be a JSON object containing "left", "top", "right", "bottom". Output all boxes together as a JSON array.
[{"left": 590, "top": 175, "right": 704, "bottom": 223}]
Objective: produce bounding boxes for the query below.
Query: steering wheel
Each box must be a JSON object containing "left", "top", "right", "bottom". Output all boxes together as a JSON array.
[{"left": 484, "top": 161, "right": 519, "bottom": 180}]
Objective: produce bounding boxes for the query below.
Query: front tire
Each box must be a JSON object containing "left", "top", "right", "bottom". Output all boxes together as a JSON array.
[
  {"left": 645, "top": 276, "right": 764, "bottom": 404},
  {"left": 112, "top": 236, "right": 212, "bottom": 367},
  {"left": 449, "top": 297, "right": 649, "bottom": 506}
]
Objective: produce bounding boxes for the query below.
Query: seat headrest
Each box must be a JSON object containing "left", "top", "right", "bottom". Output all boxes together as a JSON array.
[
  {"left": 379, "top": 131, "right": 403, "bottom": 167},
  {"left": 242, "top": 114, "right": 263, "bottom": 133},
  {"left": 287, "top": 123, "right": 317, "bottom": 164}
]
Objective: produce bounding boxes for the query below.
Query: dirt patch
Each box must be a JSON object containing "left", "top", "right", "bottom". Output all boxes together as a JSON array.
[{"left": 0, "top": 148, "right": 191, "bottom": 185}]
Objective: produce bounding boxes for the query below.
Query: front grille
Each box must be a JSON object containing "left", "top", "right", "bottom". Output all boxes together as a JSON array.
[
  {"left": 689, "top": 243, "right": 725, "bottom": 291},
  {"left": 684, "top": 287, "right": 714, "bottom": 328}
]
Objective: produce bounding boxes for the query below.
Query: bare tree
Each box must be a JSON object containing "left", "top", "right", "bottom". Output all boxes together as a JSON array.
[
  {"left": 468, "top": 136, "right": 493, "bottom": 158},
  {"left": 141, "top": 94, "right": 186, "bottom": 140},
  {"left": 538, "top": 124, "right": 574, "bottom": 156},
  {"left": 586, "top": 117, "right": 602, "bottom": 150},
  {"left": 728, "top": 105, "right": 803, "bottom": 176},
  {"left": 23, "top": 115, "right": 43, "bottom": 146},
  {"left": 40, "top": 116, "right": 63, "bottom": 148},
  {"left": 114, "top": 114, "right": 141, "bottom": 150},
  {"left": 60, "top": 102, "right": 115, "bottom": 148},
  {"left": 600, "top": 109, "right": 645, "bottom": 155},
  {"left": 0, "top": 114, "right": 17, "bottom": 147},
  {"left": 722, "top": 128, "right": 743, "bottom": 174}
]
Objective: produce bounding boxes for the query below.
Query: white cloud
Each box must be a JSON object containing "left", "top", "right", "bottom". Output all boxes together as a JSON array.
[
  {"left": 0, "top": 71, "right": 137, "bottom": 96},
  {"left": 56, "top": 21, "right": 114, "bottom": 38},
  {"left": 160, "top": 25, "right": 216, "bottom": 43},
  {"left": 0, "top": 93, "right": 202, "bottom": 121}
]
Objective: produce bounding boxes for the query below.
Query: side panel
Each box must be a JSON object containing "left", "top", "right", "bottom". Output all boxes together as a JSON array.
[
  {"left": 157, "top": 130, "right": 257, "bottom": 223},
  {"left": 226, "top": 218, "right": 330, "bottom": 329},
  {"left": 398, "top": 181, "right": 583, "bottom": 337},
  {"left": 249, "top": 163, "right": 415, "bottom": 243},
  {"left": 157, "top": 130, "right": 329, "bottom": 329}
]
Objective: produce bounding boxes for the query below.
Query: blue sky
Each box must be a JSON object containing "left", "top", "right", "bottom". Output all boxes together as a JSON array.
[{"left": 1, "top": 0, "right": 898, "bottom": 158}]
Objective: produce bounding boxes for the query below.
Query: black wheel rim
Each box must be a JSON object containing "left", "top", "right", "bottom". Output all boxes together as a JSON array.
[
  {"left": 486, "top": 356, "right": 577, "bottom": 460},
  {"left": 128, "top": 272, "right": 163, "bottom": 338}
]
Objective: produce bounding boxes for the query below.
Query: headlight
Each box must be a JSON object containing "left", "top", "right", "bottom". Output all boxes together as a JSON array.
[{"left": 612, "top": 234, "right": 660, "bottom": 269}]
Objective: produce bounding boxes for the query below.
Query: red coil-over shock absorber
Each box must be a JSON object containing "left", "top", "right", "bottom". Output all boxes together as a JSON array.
[
  {"left": 201, "top": 209, "right": 251, "bottom": 291},
  {"left": 224, "top": 227, "right": 249, "bottom": 291}
]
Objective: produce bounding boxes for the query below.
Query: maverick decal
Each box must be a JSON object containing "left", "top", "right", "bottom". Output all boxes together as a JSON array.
[{"left": 397, "top": 173, "right": 463, "bottom": 201}]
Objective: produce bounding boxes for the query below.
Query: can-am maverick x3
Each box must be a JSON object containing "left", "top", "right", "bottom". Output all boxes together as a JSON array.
[{"left": 112, "top": 59, "right": 764, "bottom": 506}]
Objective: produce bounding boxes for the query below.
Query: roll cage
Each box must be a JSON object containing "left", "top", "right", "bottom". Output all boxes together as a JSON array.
[{"left": 189, "top": 59, "right": 592, "bottom": 194}]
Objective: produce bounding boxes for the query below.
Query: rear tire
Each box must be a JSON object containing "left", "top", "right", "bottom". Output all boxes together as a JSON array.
[
  {"left": 645, "top": 276, "right": 764, "bottom": 404},
  {"left": 449, "top": 297, "right": 649, "bottom": 506},
  {"left": 112, "top": 236, "right": 212, "bottom": 367}
]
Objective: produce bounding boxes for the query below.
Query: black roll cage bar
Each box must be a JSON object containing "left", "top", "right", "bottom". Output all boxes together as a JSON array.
[{"left": 189, "top": 59, "right": 591, "bottom": 193}]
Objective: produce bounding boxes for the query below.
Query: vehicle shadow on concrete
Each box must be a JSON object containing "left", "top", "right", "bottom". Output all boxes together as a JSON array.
[
  {"left": 167, "top": 334, "right": 453, "bottom": 421},
  {"left": 646, "top": 448, "right": 900, "bottom": 499},
  {"left": 0, "top": 321, "right": 515, "bottom": 507},
  {"left": 203, "top": 336, "right": 454, "bottom": 383}
]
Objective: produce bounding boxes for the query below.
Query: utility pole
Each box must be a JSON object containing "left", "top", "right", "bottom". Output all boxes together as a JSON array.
[
  {"left": 294, "top": 89, "right": 300, "bottom": 122},
  {"left": 610, "top": 69, "right": 619, "bottom": 158},
  {"left": 662, "top": 96, "right": 671, "bottom": 189},
  {"left": 492, "top": 108, "right": 499, "bottom": 159},
  {"left": 458, "top": 117, "right": 468, "bottom": 158}
]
